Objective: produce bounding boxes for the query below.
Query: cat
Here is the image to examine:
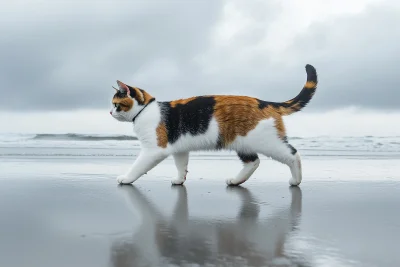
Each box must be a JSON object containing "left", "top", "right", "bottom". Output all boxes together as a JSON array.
[{"left": 110, "top": 64, "right": 317, "bottom": 186}]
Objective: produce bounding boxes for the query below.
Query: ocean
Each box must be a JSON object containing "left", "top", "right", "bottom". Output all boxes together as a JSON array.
[{"left": 1, "top": 133, "right": 400, "bottom": 159}]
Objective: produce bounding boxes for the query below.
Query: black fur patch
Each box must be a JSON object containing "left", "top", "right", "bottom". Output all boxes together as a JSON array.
[
  {"left": 305, "top": 64, "right": 317, "bottom": 82},
  {"left": 257, "top": 99, "right": 281, "bottom": 109},
  {"left": 287, "top": 144, "right": 297, "bottom": 155},
  {"left": 113, "top": 90, "right": 128, "bottom": 99},
  {"left": 215, "top": 136, "right": 224, "bottom": 150},
  {"left": 257, "top": 90, "right": 315, "bottom": 111},
  {"left": 282, "top": 136, "right": 297, "bottom": 155},
  {"left": 286, "top": 87, "right": 316, "bottom": 111},
  {"left": 237, "top": 152, "right": 259, "bottom": 163},
  {"left": 158, "top": 96, "right": 216, "bottom": 144}
]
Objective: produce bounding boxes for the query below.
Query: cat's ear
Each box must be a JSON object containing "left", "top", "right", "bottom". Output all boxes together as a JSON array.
[{"left": 116, "top": 80, "right": 130, "bottom": 95}]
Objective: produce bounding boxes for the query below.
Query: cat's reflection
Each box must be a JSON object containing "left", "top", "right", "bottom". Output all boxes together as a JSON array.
[{"left": 110, "top": 185, "right": 306, "bottom": 267}]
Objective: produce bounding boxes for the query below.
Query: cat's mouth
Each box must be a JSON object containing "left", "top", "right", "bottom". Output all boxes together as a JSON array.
[{"left": 110, "top": 113, "right": 127, "bottom": 122}]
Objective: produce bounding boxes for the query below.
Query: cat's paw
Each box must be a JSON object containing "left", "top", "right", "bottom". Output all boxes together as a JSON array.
[
  {"left": 226, "top": 178, "right": 240, "bottom": 186},
  {"left": 171, "top": 178, "right": 185, "bottom": 185},
  {"left": 289, "top": 178, "right": 300, "bottom": 186},
  {"left": 116, "top": 175, "right": 134, "bottom": 184}
]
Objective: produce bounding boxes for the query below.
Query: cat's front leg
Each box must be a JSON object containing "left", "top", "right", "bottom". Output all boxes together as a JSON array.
[{"left": 117, "top": 149, "right": 168, "bottom": 184}]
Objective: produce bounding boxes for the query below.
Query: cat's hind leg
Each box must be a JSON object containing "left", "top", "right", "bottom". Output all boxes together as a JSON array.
[
  {"left": 261, "top": 142, "right": 302, "bottom": 186},
  {"left": 279, "top": 143, "right": 302, "bottom": 186},
  {"left": 171, "top": 152, "right": 189, "bottom": 185},
  {"left": 288, "top": 150, "right": 302, "bottom": 186},
  {"left": 226, "top": 152, "right": 260, "bottom": 186}
]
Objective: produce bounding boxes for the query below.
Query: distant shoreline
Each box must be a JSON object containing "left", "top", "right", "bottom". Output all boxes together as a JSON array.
[{"left": 31, "top": 133, "right": 138, "bottom": 141}]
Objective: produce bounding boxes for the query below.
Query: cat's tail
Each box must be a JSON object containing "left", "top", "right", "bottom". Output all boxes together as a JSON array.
[{"left": 278, "top": 64, "right": 318, "bottom": 116}]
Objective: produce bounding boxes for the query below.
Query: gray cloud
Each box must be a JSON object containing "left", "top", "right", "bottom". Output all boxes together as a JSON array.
[
  {"left": 0, "top": 0, "right": 399, "bottom": 112},
  {"left": 0, "top": 0, "right": 225, "bottom": 111},
  {"left": 285, "top": 2, "right": 400, "bottom": 110}
]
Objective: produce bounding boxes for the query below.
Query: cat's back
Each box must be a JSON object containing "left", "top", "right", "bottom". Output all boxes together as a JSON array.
[
  {"left": 158, "top": 94, "right": 275, "bottom": 126},
  {"left": 159, "top": 94, "right": 264, "bottom": 111}
]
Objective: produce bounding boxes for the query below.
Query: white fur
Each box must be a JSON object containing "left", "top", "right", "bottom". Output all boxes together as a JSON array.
[
  {"left": 171, "top": 152, "right": 189, "bottom": 185},
  {"left": 111, "top": 100, "right": 301, "bottom": 186},
  {"left": 167, "top": 118, "right": 220, "bottom": 153},
  {"left": 289, "top": 152, "right": 302, "bottom": 186}
]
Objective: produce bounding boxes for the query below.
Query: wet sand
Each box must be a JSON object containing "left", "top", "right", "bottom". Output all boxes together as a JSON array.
[{"left": 1, "top": 156, "right": 400, "bottom": 267}]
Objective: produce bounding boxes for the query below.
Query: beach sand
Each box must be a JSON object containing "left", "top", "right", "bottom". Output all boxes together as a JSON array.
[{"left": 1, "top": 154, "right": 400, "bottom": 267}]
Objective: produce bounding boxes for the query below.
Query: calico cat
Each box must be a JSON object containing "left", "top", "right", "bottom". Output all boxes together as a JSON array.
[{"left": 110, "top": 64, "right": 317, "bottom": 186}]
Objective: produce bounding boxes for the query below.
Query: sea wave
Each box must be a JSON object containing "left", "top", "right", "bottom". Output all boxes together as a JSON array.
[
  {"left": 0, "top": 133, "right": 400, "bottom": 154},
  {"left": 32, "top": 133, "right": 138, "bottom": 141}
]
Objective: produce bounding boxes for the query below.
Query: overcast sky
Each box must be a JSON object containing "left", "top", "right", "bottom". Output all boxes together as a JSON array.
[
  {"left": 1, "top": 0, "right": 398, "bottom": 112},
  {"left": 1, "top": 0, "right": 399, "bottom": 136}
]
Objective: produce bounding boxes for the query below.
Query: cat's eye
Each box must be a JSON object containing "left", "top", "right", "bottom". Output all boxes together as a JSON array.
[{"left": 115, "top": 103, "right": 126, "bottom": 112}]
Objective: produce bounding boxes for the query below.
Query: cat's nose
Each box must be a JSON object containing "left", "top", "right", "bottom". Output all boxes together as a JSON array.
[{"left": 110, "top": 111, "right": 112, "bottom": 115}]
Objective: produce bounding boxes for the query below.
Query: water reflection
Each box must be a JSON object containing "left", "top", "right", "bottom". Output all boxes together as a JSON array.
[{"left": 111, "top": 185, "right": 306, "bottom": 267}]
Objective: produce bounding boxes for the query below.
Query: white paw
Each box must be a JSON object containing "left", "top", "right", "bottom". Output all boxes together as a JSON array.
[
  {"left": 289, "top": 178, "right": 301, "bottom": 186},
  {"left": 171, "top": 178, "right": 185, "bottom": 185},
  {"left": 226, "top": 178, "right": 239, "bottom": 186},
  {"left": 116, "top": 175, "right": 133, "bottom": 184}
]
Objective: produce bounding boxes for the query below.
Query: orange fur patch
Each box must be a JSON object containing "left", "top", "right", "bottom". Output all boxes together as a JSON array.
[
  {"left": 156, "top": 122, "right": 168, "bottom": 148},
  {"left": 275, "top": 103, "right": 300, "bottom": 116},
  {"left": 169, "top": 97, "right": 198, "bottom": 108},
  {"left": 130, "top": 87, "right": 153, "bottom": 104},
  {"left": 132, "top": 87, "right": 145, "bottom": 103},
  {"left": 274, "top": 116, "right": 286, "bottom": 140},
  {"left": 112, "top": 97, "right": 133, "bottom": 112},
  {"left": 140, "top": 89, "right": 154, "bottom": 105},
  {"left": 213, "top": 96, "right": 284, "bottom": 146},
  {"left": 304, "top": 81, "right": 316, "bottom": 89}
]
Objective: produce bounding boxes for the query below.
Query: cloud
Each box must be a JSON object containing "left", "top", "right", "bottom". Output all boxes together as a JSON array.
[
  {"left": 284, "top": 0, "right": 400, "bottom": 110},
  {"left": 195, "top": 0, "right": 400, "bottom": 111},
  {"left": 0, "top": 0, "right": 224, "bottom": 111},
  {"left": 0, "top": 0, "right": 399, "bottom": 112}
]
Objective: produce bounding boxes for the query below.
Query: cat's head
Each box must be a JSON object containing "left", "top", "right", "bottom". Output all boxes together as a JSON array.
[{"left": 110, "top": 80, "right": 154, "bottom": 122}]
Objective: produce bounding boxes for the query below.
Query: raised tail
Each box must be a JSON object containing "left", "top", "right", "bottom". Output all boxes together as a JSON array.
[{"left": 278, "top": 64, "right": 318, "bottom": 116}]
